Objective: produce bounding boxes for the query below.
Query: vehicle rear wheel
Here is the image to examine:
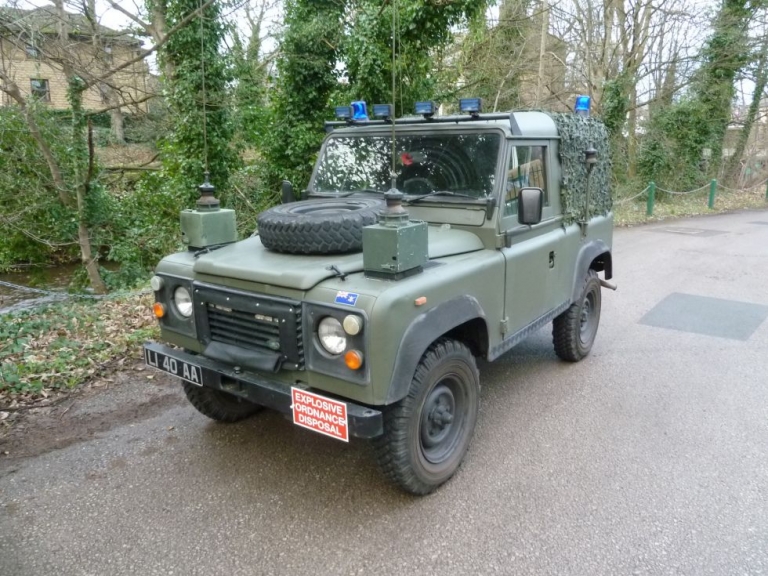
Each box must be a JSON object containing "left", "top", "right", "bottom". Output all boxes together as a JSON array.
[
  {"left": 373, "top": 339, "right": 480, "bottom": 495},
  {"left": 182, "top": 382, "right": 262, "bottom": 423},
  {"left": 553, "top": 269, "right": 602, "bottom": 362}
]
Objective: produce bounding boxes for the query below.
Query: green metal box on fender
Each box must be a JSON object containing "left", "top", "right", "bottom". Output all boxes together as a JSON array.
[{"left": 145, "top": 103, "right": 615, "bottom": 495}]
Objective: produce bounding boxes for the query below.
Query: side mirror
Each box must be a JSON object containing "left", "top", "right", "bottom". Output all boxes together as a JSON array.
[
  {"left": 281, "top": 180, "right": 295, "bottom": 204},
  {"left": 518, "top": 187, "right": 543, "bottom": 225}
]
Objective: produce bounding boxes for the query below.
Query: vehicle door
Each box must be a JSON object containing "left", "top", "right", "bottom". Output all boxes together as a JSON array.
[{"left": 501, "top": 141, "right": 565, "bottom": 337}]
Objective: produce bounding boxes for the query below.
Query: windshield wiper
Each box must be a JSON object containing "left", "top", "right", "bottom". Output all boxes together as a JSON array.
[
  {"left": 354, "top": 188, "right": 386, "bottom": 194},
  {"left": 406, "top": 190, "right": 483, "bottom": 203},
  {"left": 308, "top": 188, "right": 384, "bottom": 198}
]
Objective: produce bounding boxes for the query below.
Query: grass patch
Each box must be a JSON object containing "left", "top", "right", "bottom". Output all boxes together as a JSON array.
[
  {"left": 614, "top": 185, "right": 768, "bottom": 226},
  {"left": 0, "top": 292, "right": 158, "bottom": 405}
]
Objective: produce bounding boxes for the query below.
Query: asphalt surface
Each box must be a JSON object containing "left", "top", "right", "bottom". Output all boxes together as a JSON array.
[{"left": 2, "top": 211, "right": 768, "bottom": 575}]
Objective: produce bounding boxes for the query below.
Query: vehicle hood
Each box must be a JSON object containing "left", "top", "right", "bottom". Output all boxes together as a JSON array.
[{"left": 193, "top": 226, "right": 484, "bottom": 290}]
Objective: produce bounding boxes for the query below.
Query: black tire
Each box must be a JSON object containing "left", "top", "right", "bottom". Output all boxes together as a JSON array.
[
  {"left": 257, "top": 198, "right": 384, "bottom": 255},
  {"left": 553, "top": 269, "right": 602, "bottom": 362},
  {"left": 182, "top": 382, "right": 262, "bottom": 423},
  {"left": 373, "top": 339, "right": 480, "bottom": 495}
]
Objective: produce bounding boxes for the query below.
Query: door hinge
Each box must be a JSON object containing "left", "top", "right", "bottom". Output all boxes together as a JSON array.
[{"left": 500, "top": 317, "right": 509, "bottom": 335}]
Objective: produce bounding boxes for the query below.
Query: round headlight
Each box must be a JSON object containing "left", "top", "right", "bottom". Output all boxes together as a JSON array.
[
  {"left": 150, "top": 275, "right": 164, "bottom": 292},
  {"left": 343, "top": 314, "right": 363, "bottom": 335},
  {"left": 173, "top": 286, "right": 193, "bottom": 318},
  {"left": 318, "top": 317, "right": 346, "bottom": 355}
]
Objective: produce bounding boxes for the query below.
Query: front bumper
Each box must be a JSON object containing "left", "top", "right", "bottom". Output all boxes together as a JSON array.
[{"left": 143, "top": 342, "right": 383, "bottom": 439}]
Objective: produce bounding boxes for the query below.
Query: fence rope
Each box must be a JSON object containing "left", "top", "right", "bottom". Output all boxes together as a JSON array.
[
  {"left": 614, "top": 186, "right": 648, "bottom": 205},
  {"left": 655, "top": 183, "right": 711, "bottom": 195},
  {"left": 716, "top": 177, "right": 768, "bottom": 193},
  {"left": 619, "top": 178, "right": 768, "bottom": 203}
]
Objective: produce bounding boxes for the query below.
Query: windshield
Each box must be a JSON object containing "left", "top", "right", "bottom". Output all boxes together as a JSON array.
[{"left": 312, "top": 132, "right": 502, "bottom": 198}]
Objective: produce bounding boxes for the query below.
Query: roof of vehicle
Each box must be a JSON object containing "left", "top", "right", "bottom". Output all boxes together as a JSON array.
[{"left": 326, "top": 110, "right": 559, "bottom": 139}]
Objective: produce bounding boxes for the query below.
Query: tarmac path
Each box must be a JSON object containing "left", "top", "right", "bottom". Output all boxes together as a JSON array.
[{"left": 2, "top": 211, "right": 768, "bottom": 575}]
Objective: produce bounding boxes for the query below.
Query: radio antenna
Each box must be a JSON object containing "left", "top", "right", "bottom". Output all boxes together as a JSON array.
[
  {"left": 390, "top": 0, "right": 398, "bottom": 190},
  {"left": 199, "top": 0, "right": 209, "bottom": 179},
  {"left": 193, "top": 0, "right": 220, "bottom": 209}
]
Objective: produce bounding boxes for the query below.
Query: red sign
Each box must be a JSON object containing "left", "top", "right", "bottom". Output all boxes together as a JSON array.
[{"left": 291, "top": 388, "right": 349, "bottom": 442}]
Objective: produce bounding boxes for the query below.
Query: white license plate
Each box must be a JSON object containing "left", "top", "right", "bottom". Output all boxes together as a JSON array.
[{"left": 144, "top": 347, "right": 203, "bottom": 386}]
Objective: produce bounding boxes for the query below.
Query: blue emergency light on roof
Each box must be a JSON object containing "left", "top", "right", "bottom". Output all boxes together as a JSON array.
[
  {"left": 351, "top": 101, "right": 369, "bottom": 121},
  {"left": 335, "top": 106, "right": 352, "bottom": 120},
  {"left": 459, "top": 97, "right": 482, "bottom": 115},
  {"left": 574, "top": 95, "right": 591, "bottom": 117},
  {"left": 415, "top": 101, "right": 436, "bottom": 117},
  {"left": 373, "top": 104, "right": 394, "bottom": 119}
]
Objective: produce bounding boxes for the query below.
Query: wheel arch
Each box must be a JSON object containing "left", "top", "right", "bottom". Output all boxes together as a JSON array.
[
  {"left": 385, "top": 295, "right": 488, "bottom": 404},
  {"left": 571, "top": 240, "right": 612, "bottom": 303}
]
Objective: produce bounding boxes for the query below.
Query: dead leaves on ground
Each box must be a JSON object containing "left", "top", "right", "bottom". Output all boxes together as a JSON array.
[{"left": 0, "top": 292, "right": 159, "bottom": 408}]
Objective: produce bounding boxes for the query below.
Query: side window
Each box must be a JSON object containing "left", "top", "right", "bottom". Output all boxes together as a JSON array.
[{"left": 504, "top": 145, "right": 547, "bottom": 216}]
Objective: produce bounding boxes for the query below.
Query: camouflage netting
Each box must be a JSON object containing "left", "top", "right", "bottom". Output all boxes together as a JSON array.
[{"left": 547, "top": 113, "right": 613, "bottom": 225}]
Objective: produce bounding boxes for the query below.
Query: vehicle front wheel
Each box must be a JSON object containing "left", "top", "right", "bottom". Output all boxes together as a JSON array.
[
  {"left": 553, "top": 269, "right": 602, "bottom": 362},
  {"left": 374, "top": 339, "right": 480, "bottom": 495},
  {"left": 182, "top": 382, "right": 262, "bottom": 423}
]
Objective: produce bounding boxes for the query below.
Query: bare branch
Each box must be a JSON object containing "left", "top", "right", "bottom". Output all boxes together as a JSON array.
[
  {"left": 88, "top": 0, "right": 216, "bottom": 88},
  {"left": 86, "top": 92, "right": 157, "bottom": 115},
  {"left": 105, "top": 0, "right": 153, "bottom": 36}
]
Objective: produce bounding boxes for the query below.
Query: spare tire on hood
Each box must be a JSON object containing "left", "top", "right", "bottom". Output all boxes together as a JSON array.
[{"left": 257, "top": 198, "right": 385, "bottom": 255}]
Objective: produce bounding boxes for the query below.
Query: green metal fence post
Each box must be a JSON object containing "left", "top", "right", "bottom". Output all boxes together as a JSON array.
[
  {"left": 765, "top": 179, "right": 768, "bottom": 201},
  {"left": 647, "top": 181, "right": 655, "bottom": 216},
  {"left": 708, "top": 179, "right": 717, "bottom": 209}
]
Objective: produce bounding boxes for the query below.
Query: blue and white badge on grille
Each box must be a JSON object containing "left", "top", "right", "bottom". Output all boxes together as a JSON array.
[{"left": 335, "top": 291, "right": 359, "bottom": 306}]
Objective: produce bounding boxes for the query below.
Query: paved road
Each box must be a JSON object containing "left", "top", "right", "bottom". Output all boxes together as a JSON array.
[{"left": 2, "top": 211, "right": 768, "bottom": 575}]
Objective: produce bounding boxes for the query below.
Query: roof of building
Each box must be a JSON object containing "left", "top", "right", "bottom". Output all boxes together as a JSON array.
[{"left": 0, "top": 5, "right": 140, "bottom": 46}]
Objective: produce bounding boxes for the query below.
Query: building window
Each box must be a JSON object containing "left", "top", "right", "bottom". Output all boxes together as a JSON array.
[
  {"left": 30, "top": 79, "right": 50, "bottom": 102},
  {"left": 25, "top": 44, "right": 40, "bottom": 58}
]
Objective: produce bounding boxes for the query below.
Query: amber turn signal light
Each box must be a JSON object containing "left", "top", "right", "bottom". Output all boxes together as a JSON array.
[
  {"left": 153, "top": 302, "right": 166, "bottom": 318},
  {"left": 344, "top": 350, "right": 364, "bottom": 370}
]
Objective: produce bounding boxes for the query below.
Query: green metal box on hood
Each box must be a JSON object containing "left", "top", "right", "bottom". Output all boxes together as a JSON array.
[{"left": 145, "top": 97, "right": 615, "bottom": 495}]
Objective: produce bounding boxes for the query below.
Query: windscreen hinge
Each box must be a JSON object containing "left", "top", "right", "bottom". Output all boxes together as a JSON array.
[{"left": 485, "top": 196, "right": 497, "bottom": 219}]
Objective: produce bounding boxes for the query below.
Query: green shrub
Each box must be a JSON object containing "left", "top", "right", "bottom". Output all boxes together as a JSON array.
[{"left": 637, "top": 99, "right": 710, "bottom": 190}]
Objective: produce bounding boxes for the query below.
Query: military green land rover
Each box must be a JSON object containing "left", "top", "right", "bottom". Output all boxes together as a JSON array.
[{"left": 144, "top": 98, "right": 615, "bottom": 495}]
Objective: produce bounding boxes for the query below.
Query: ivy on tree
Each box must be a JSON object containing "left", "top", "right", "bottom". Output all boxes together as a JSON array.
[
  {"left": 264, "top": 0, "right": 489, "bottom": 192},
  {"left": 262, "top": 0, "right": 345, "bottom": 192}
]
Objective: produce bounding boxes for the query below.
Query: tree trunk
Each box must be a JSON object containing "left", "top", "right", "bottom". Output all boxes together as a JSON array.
[
  {"left": 109, "top": 94, "right": 126, "bottom": 144},
  {"left": 695, "top": 0, "right": 751, "bottom": 177},
  {"left": 75, "top": 122, "right": 107, "bottom": 294},
  {"left": 535, "top": 0, "right": 549, "bottom": 105},
  {"left": 627, "top": 80, "right": 637, "bottom": 177},
  {"left": 150, "top": 2, "right": 175, "bottom": 79},
  {"left": 725, "top": 34, "right": 768, "bottom": 184},
  {"left": 78, "top": 218, "right": 107, "bottom": 294},
  {"left": 110, "top": 107, "right": 126, "bottom": 144}
]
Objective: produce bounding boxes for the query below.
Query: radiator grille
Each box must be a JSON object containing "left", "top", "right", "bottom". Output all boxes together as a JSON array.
[
  {"left": 207, "top": 304, "right": 282, "bottom": 351},
  {"left": 195, "top": 284, "right": 304, "bottom": 370}
]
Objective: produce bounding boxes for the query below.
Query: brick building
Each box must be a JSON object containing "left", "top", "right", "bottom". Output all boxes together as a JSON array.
[{"left": 0, "top": 5, "right": 150, "bottom": 112}]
